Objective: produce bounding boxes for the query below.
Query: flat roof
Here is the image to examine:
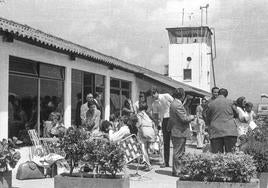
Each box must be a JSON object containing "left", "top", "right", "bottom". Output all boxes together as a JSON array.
[{"left": 166, "top": 26, "right": 213, "bottom": 38}]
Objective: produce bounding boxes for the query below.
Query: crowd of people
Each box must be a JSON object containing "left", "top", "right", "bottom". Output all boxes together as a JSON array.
[{"left": 11, "top": 85, "right": 257, "bottom": 175}]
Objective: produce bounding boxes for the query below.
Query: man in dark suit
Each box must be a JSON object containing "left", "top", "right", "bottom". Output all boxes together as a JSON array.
[
  {"left": 206, "top": 88, "right": 238, "bottom": 153},
  {"left": 168, "top": 88, "right": 195, "bottom": 176}
]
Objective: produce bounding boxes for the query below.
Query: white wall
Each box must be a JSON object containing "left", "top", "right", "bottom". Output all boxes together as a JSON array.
[
  {"left": 0, "top": 38, "right": 136, "bottom": 138},
  {"left": 168, "top": 42, "right": 212, "bottom": 92}
]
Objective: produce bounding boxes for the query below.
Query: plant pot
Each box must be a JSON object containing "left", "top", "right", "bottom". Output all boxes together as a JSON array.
[
  {"left": 259, "top": 172, "right": 268, "bottom": 188},
  {"left": 176, "top": 180, "right": 259, "bottom": 188},
  {"left": 0, "top": 171, "right": 12, "bottom": 188},
  {"left": 54, "top": 173, "right": 129, "bottom": 188}
]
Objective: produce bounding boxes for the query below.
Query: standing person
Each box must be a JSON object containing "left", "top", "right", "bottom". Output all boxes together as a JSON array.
[
  {"left": 206, "top": 88, "right": 238, "bottom": 153},
  {"left": 94, "top": 92, "right": 103, "bottom": 115},
  {"left": 75, "top": 93, "right": 82, "bottom": 127},
  {"left": 82, "top": 101, "right": 101, "bottom": 132},
  {"left": 195, "top": 98, "right": 207, "bottom": 149},
  {"left": 235, "top": 97, "right": 248, "bottom": 135},
  {"left": 168, "top": 88, "right": 195, "bottom": 176},
  {"left": 151, "top": 87, "right": 173, "bottom": 168},
  {"left": 133, "top": 91, "right": 147, "bottom": 114},
  {"left": 234, "top": 96, "right": 249, "bottom": 147},
  {"left": 80, "top": 93, "right": 94, "bottom": 124},
  {"left": 151, "top": 97, "right": 165, "bottom": 166},
  {"left": 136, "top": 103, "right": 157, "bottom": 171},
  {"left": 245, "top": 102, "right": 257, "bottom": 130},
  {"left": 202, "top": 87, "right": 219, "bottom": 124}
]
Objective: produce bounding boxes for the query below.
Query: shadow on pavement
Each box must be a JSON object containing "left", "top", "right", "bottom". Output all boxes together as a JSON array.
[{"left": 155, "top": 169, "right": 173, "bottom": 177}]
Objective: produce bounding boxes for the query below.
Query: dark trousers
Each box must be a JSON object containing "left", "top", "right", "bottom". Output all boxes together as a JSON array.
[
  {"left": 162, "top": 118, "right": 171, "bottom": 165},
  {"left": 210, "top": 136, "right": 237, "bottom": 153},
  {"left": 171, "top": 137, "right": 186, "bottom": 175}
]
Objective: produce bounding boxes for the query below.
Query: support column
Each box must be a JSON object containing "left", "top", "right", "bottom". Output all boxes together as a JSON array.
[
  {"left": 131, "top": 78, "right": 138, "bottom": 105},
  {"left": 104, "top": 71, "right": 110, "bottom": 120},
  {"left": 0, "top": 48, "right": 9, "bottom": 139},
  {"left": 64, "top": 66, "right": 72, "bottom": 128}
]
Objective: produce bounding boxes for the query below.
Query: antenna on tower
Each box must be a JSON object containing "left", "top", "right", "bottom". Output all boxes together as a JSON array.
[
  {"left": 200, "top": 4, "right": 209, "bottom": 26},
  {"left": 182, "top": 8, "right": 184, "bottom": 26}
]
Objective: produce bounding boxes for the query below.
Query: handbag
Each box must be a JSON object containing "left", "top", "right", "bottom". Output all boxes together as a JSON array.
[{"left": 16, "top": 161, "right": 45, "bottom": 180}]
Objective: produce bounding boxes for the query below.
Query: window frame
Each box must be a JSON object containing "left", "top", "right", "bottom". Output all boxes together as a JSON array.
[
  {"left": 183, "top": 68, "right": 192, "bottom": 81},
  {"left": 8, "top": 56, "right": 65, "bottom": 137}
]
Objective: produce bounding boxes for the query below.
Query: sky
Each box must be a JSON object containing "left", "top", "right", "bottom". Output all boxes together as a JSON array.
[{"left": 0, "top": 0, "right": 267, "bottom": 103}]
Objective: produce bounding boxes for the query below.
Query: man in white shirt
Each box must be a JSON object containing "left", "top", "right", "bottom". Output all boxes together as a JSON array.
[{"left": 151, "top": 87, "right": 174, "bottom": 168}]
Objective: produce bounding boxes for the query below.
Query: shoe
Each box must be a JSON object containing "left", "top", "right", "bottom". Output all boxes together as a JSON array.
[
  {"left": 160, "top": 163, "right": 166, "bottom": 168},
  {"left": 172, "top": 172, "right": 178, "bottom": 177},
  {"left": 165, "top": 163, "right": 170, "bottom": 167}
]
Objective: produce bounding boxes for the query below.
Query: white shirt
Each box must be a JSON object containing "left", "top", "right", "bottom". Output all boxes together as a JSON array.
[
  {"left": 158, "top": 93, "right": 174, "bottom": 118},
  {"left": 236, "top": 106, "right": 249, "bottom": 136},
  {"left": 80, "top": 102, "right": 89, "bottom": 122},
  {"left": 109, "top": 126, "right": 130, "bottom": 142}
]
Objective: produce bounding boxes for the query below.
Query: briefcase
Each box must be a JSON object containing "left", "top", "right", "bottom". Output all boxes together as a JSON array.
[{"left": 16, "top": 161, "right": 45, "bottom": 180}]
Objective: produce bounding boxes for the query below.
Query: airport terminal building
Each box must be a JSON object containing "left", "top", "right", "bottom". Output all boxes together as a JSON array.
[{"left": 0, "top": 17, "right": 209, "bottom": 139}]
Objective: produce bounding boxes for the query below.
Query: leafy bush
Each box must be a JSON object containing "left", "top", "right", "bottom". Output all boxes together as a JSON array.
[
  {"left": 82, "top": 139, "right": 125, "bottom": 177},
  {"left": 179, "top": 152, "right": 256, "bottom": 183},
  {"left": 241, "top": 116, "right": 268, "bottom": 173},
  {"left": 59, "top": 127, "right": 125, "bottom": 177},
  {"left": 59, "top": 127, "right": 89, "bottom": 175},
  {"left": 0, "top": 138, "right": 21, "bottom": 172}
]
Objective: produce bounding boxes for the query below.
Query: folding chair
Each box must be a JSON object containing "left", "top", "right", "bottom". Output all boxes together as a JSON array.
[
  {"left": 119, "top": 134, "right": 151, "bottom": 179},
  {"left": 28, "top": 129, "right": 65, "bottom": 177}
]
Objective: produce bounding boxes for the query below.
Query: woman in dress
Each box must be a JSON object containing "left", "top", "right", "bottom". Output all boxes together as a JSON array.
[
  {"left": 235, "top": 96, "right": 249, "bottom": 147},
  {"left": 136, "top": 103, "right": 157, "bottom": 171}
]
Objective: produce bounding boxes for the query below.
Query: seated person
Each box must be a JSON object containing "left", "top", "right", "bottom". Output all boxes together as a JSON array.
[
  {"left": 99, "top": 120, "right": 130, "bottom": 142},
  {"left": 43, "top": 112, "right": 66, "bottom": 137},
  {"left": 122, "top": 98, "right": 135, "bottom": 117},
  {"left": 81, "top": 101, "right": 101, "bottom": 132}
]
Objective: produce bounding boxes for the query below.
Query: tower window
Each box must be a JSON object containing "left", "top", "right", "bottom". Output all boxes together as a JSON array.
[{"left": 183, "top": 69, "right": 192, "bottom": 80}]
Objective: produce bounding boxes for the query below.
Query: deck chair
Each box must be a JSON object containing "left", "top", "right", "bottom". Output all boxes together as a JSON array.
[
  {"left": 119, "top": 134, "right": 148, "bottom": 178},
  {"left": 28, "top": 129, "right": 66, "bottom": 177}
]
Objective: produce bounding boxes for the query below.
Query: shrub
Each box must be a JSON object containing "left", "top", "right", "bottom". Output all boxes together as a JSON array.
[
  {"left": 179, "top": 152, "right": 256, "bottom": 183},
  {"left": 82, "top": 138, "right": 125, "bottom": 177},
  {"left": 59, "top": 127, "right": 126, "bottom": 177},
  {"left": 0, "top": 138, "right": 21, "bottom": 172},
  {"left": 59, "top": 127, "right": 89, "bottom": 175},
  {"left": 242, "top": 116, "right": 268, "bottom": 173}
]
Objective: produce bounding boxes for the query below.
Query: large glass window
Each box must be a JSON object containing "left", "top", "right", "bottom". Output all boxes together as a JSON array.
[
  {"left": 71, "top": 69, "right": 105, "bottom": 126},
  {"left": 8, "top": 56, "right": 64, "bottom": 140},
  {"left": 110, "top": 78, "right": 131, "bottom": 117}
]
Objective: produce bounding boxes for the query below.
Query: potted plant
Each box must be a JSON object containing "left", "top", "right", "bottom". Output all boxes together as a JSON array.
[
  {"left": 55, "top": 127, "right": 129, "bottom": 188},
  {"left": 241, "top": 115, "right": 268, "bottom": 188},
  {"left": 176, "top": 152, "right": 258, "bottom": 188},
  {"left": 0, "top": 138, "right": 21, "bottom": 188}
]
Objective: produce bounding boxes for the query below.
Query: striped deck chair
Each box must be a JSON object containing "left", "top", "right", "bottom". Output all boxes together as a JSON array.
[
  {"left": 28, "top": 129, "right": 65, "bottom": 176},
  {"left": 119, "top": 134, "right": 143, "bottom": 164}
]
